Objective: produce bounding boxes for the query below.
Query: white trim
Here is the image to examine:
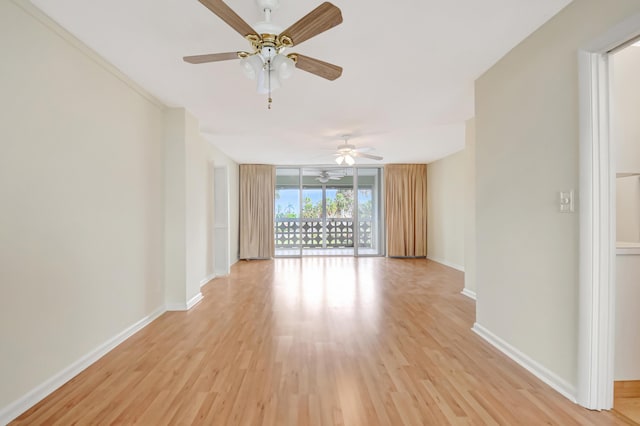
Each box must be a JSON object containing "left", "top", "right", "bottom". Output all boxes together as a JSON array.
[
  {"left": 186, "top": 292, "right": 203, "bottom": 309},
  {"left": 200, "top": 273, "right": 216, "bottom": 288},
  {"left": 9, "top": 0, "right": 165, "bottom": 110},
  {"left": 461, "top": 288, "right": 477, "bottom": 300},
  {"left": 472, "top": 323, "right": 577, "bottom": 403},
  {"left": 427, "top": 256, "right": 464, "bottom": 272},
  {"left": 165, "top": 302, "right": 186, "bottom": 311},
  {"left": 166, "top": 292, "right": 203, "bottom": 312},
  {"left": 0, "top": 306, "right": 165, "bottom": 425},
  {"left": 577, "top": 49, "right": 615, "bottom": 410}
]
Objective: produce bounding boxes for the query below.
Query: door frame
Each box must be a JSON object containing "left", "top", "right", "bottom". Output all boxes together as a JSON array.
[
  {"left": 213, "top": 165, "right": 230, "bottom": 276},
  {"left": 274, "top": 166, "right": 384, "bottom": 257},
  {"left": 577, "top": 14, "right": 640, "bottom": 410}
]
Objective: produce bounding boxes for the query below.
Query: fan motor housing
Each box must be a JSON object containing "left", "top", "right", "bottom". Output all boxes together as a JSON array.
[{"left": 256, "top": 0, "right": 280, "bottom": 12}]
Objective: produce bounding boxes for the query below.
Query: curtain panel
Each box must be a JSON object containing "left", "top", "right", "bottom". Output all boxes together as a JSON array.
[
  {"left": 240, "top": 164, "right": 275, "bottom": 259},
  {"left": 384, "top": 164, "right": 427, "bottom": 257}
]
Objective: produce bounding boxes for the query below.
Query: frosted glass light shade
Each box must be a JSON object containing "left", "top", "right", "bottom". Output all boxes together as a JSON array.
[
  {"left": 335, "top": 156, "right": 344, "bottom": 165},
  {"left": 273, "top": 54, "right": 295, "bottom": 80},
  {"left": 345, "top": 155, "right": 355, "bottom": 165},
  {"left": 240, "top": 55, "right": 263, "bottom": 80},
  {"left": 257, "top": 63, "right": 281, "bottom": 94},
  {"left": 241, "top": 53, "right": 293, "bottom": 94}
]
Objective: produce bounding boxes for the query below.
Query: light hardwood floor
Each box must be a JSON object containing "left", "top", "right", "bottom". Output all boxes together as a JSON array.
[
  {"left": 615, "top": 381, "right": 640, "bottom": 425},
  {"left": 13, "top": 258, "right": 632, "bottom": 425}
]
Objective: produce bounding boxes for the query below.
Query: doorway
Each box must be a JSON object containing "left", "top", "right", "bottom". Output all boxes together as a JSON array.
[
  {"left": 609, "top": 39, "right": 640, "bottom": 423},
  {"left": 213, "top": 166, "right": 230, "bottom": 276},
  {"left": 577, "top": 20, "right": 640, "bottom": 411},
  {"left": 274, "top": 167, "right": 384, "bottom": 257}
]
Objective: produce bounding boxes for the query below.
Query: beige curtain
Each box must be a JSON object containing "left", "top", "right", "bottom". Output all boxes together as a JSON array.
[
  {"left": 385, "top": 164, "right": 427, "bottom": 257},
  {"left": 240, "top": 164, "right": 275, "bottom": 259}
]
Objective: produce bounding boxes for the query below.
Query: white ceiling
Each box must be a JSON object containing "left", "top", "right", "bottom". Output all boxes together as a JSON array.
[{"left": 30, "top": 0, "right": 572, "bottom": 165}]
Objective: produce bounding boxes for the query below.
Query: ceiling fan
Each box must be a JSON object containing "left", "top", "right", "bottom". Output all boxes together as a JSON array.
[
  {"left": 314, "top": 169, "right": 345, "bottom": 183},
  {"left": 334, "top": 137, "right": 383, "bottom": 165},
  {"left": 184, "top": 0, "right": 343, "bottom": 108}
]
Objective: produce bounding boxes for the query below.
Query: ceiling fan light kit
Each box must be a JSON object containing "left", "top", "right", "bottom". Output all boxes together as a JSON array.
[
  {"left": 335, "top": 154, "right": 355, "bottom": 165},
  {"left": 184, "top": 0, "right": 344, "bottom": 109},
  {"left": 333, "top": 136, "right": 384, "bottom": 165}
]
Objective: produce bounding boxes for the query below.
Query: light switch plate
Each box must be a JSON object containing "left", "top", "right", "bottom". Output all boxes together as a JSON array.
[{"left": 559, "top": 190, "right": 574, "bottom": 213}]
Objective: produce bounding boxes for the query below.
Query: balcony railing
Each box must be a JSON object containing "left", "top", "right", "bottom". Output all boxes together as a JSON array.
[{"left": 275, "top": 218, "right": 372, "bottom": 248}]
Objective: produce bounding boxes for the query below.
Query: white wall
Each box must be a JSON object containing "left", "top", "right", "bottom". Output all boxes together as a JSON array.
[
  {"left": 475, "top": 0, "right": 640, "bottom": 392},
  {"left": 0, "top": 0, "right": 165, "bottom": 413},
  {"left": 616, "top": 177, "right": 640, "bottom": 242},
  {"left": 613, "top": 46, "right": 640, "bottom": 242},
  {"left": 613, "top": 46, "right": 640, "bottom": 175},
  {"left": 615, "top": 253, "right": 640, "bottom": 380},
  {"left": 427, "top": 151, "right": 465, "bottom": 271}
]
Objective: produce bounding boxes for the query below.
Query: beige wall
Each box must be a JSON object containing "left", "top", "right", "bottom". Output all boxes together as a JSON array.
[
  {"left": 165, "top": 108, "right": 240, "bottom": 305},
  {"left": 464, "top": 119, "right": 476, "bottom": 294},
  {"left": 0, "top": 0, "right": 165, "bottom": 410},
  {"left": 164, "top": 109, "right": 188, "bottom": 306},
  {"left": 0, "top": 2, "right": 240, "bottom": 417},
  {"left": 427, "top": 151, "right": 465, "bottom": 271},
  {"left": 475, "top": 0, "right": 640, "bottom": 388},
  {"left": 186, "top": 111, "right": 210, "bottom": 299},
  {"left": 207, "top": 144, "right": 240, "bottom": 266}
]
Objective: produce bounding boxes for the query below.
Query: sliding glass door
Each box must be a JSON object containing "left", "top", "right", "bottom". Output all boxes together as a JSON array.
[
  {"left": 356, "top": 168, "right": 384, "bottom": 256},
  {"left": 275, "top": 167, "right": 383, "bottom": 257},
  {"left": 274, "top": 168, "right": 301, "bottom": 256}
]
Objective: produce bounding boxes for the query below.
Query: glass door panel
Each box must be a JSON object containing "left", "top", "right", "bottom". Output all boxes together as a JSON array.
[
  {"left": 301, "top": 186, "right": 324, "bottom": 251},
  {"left": 275, "top": 168, "right": 301, "bottom": 257},
  {"left": 356, "top": 168, "right": 384, "bottom": 256},
  {"left": 275, "top": 167, "right": 382, "bottom": 257},
  {"left": 324, "top": 185, "right": 355, "bottom": 256}
]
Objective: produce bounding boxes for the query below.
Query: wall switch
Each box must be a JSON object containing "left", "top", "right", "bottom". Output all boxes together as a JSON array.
[{"left": 559, "top": 190, "right": 574, "bottom": 213}]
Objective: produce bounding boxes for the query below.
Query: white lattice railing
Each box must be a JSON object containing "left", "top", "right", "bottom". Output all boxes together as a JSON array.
[{"left": 275, "top": 218, "right": 372, "bottom": 248}]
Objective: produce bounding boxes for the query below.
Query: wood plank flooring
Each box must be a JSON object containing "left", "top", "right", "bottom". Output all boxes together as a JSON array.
[
  {"left": 615, "top": 381, "right": 640, "bottom": 424},
  {"left": 12, "top": 258, "right": 632, "bottom": 425}
]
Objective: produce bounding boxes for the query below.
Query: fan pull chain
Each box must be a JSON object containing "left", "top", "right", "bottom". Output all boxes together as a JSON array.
[{"left": 267, "top": 59, "right": 272, "bottom": 110}]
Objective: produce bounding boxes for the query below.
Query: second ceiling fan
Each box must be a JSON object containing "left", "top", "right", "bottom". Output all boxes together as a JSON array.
[{"left": 184, "top": 0, "right": 343, "bottom": 108}]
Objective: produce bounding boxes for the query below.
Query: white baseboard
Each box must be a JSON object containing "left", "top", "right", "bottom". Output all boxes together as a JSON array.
[
  {"left": 200, "top": 274, "right": 216, "bottom": 288},
  {"left": 0, "top": 306, "right": 165, "bottom": 426},
  {"left": 214, "top": 268, "right": 229, "bottom": 277},
  {"left": 461, "top": 288, "right": 477, "bottom": 300},
  {"left": 186, "top": 292, "right": 203, "bottom": 309},
  {"left": 427, "top": 256, "right": 465, "bottom": 272},
  {"left": 472, "top": 323, "right": 577, "bottom": 403},
  {"left": 166, "top": 292, "right": 203, "bottom": 312}
]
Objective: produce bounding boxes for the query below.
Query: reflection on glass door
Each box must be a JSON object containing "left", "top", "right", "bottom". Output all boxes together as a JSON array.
[
  {"left": 275, "top": 167, "right": 383, "bottom": 257},
  {"left": 274, "top": 168, "right": 301, "bottom": 256},
  {"left": 356, "top": 168, "right": 384, "bottom": 256},
  {"left": 301, "top": 181, "right": 355, "bottom": 256}
]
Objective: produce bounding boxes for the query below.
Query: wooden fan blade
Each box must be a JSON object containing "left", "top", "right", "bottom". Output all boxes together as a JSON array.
[
  {"left": 198, "top": 0, "right": 257, "bottom": 38},
  {"left": 280, "top": 2, "right": 342, "bottom": 47},
  {"left": 293, "top": 54, "right": 342, "bottom": 81},
  {"left": 354, "top": 152, "right": 383, "bottom": 161},
  {"left": 183, "top": 52, "right": 240, "bottom": 64}
]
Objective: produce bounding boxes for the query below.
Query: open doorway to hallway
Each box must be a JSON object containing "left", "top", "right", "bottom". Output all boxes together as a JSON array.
[{"left": 609, "top": 37, "right": 640, "bottom": 424}]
